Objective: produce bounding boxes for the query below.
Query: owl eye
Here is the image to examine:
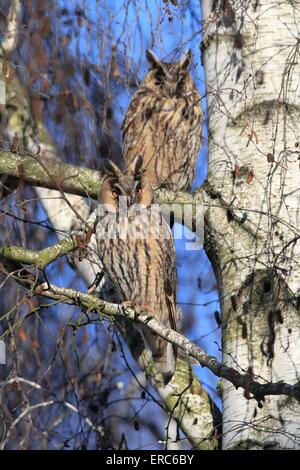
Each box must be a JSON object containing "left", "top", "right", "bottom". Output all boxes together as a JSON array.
[
  {"left": 112, "top": 190, "right": 119, "bottom": 197},
  {"left": 136, "top": 188, "right": 142, "bottom": 194},
  {"left": 155, "top": 69, "right": 166, "bottom": 85}
]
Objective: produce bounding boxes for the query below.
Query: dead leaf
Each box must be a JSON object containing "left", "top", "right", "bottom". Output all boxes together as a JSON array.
[
  {"left": 234, "top": 164, "right": 241, "bottom": 176},
  {"left": 18, "top": 327, "right": 28, "bottom": 342},
  {"left": 247, "top": 171, "right": 254, "bottom": 184},
  {"left": 10, "top": 133, "right": 20, "bottom": 153}
]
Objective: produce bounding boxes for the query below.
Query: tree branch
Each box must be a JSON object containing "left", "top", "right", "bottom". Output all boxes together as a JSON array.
[
  {"left": 0, "top": 236, "right": 79, "bottom": 269},
  {"left": 0, "top": 150, "right": 208, "bottom": 235},
  {"left": 0, "top": 151, "right": 101, "bottom": 199},
  {"left": 1, "top": 247, "right": 299, "bottom": 407},
  {"left": 0, "top": 149, "right": 207, "bottom": 204},
  {"left": 0, "top": 150, "right": 262, "bottom": 239}
]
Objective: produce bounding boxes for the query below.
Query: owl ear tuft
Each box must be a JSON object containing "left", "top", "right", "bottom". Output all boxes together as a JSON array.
[
  {"left": 179, "top": 49, "right": 192, "bottom": 70},
  {"left": 127, "top": 155, "right": 144, "bottom": 177},
  {"left": 146, "top": 49, "right": 163, "bottom": 69},
  {"left": 104, "top": 159, "right": 123, "bottom": 178}
]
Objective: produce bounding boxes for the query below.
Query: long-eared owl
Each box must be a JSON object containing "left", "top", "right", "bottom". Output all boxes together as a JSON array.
[
  {"left": 122, "top": 49, "right": 202, "bottom": 191},
  {"left": 95, "top": 156, "right": 179, "bottom": 383}
]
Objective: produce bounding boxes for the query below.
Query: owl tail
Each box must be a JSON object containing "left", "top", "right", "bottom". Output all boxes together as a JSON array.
[
  {"left": 153, "top": 341, "right": 176, "bottom": 385},
  {"left": 140, "top": 325, "right": 176, "bottom": 384}
]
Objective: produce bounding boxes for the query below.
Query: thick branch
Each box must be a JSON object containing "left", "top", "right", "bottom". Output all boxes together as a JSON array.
[
  {"left": 0, "top": 150, "right": 208, "bottom": 234},
  {"left": 0, "top": 151, "right": 101, "bottom": 199},
  {"left": 0, "top": 236, "right": 79, "bottom": 269},
  {"left": 0, "top": 150, "right": 205, "bottom": 206},
  {"left": 0, "top": 150, "right": 261, "bottom": 238}
]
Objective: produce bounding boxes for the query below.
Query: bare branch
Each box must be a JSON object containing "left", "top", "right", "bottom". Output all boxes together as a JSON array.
[{"left": 2, "top": 253, "right": 299, "bottom": 406}]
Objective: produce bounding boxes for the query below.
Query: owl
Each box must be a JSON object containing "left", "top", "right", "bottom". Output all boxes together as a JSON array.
[
  {"left": 96, "top": 156, "right": 179, "bottom": 383},
  {"left": 122, "top": 49, "right": 202, "bottom": 192}
]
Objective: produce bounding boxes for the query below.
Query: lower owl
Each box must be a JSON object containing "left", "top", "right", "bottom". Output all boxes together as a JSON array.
[{"left": 95, "top": 156, "right": 179, "bottom": 383}]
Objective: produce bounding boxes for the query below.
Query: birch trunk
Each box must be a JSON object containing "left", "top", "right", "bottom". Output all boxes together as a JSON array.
[{"left": 202, "top": 0, "right": 300, "bottom": 449}]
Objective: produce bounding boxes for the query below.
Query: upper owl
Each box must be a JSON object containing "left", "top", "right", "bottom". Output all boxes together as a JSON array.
[{"left": 122, "top": 49, "right": 202, "bottom": 192}]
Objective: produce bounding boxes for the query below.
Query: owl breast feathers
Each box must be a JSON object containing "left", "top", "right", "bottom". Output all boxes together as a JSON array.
[
  {"left": 122, "top": 49, "right": 202, "bottom": 192},
  {"left": 96, "top": 156, "right": 180, "bottom": 383}
]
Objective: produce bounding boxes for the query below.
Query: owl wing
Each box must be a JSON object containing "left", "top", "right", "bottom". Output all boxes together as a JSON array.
[
  {"left": 162, "top": 221, "right": 178, "bottom": 333},
  {"left": 121, "top": 90, "right": 144, "bottom": 139},
  {"left": 121, "top": 88, "right": 157, "bottom": 153}
]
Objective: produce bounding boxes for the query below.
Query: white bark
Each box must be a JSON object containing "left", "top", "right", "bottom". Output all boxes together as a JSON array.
[{"left": 202, "top": 0, "right": 300, "bottom": 449}]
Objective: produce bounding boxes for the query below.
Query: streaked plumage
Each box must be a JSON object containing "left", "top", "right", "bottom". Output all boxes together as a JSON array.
[
  {"left": 122, "top": 49, "right": 202, "bottom": 191},
  {"left": 95, "top": 157, "right": 179, "bottom": 383}
]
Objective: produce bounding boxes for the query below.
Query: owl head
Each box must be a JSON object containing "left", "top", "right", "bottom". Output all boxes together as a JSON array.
[
  {"left": 100, "top": 156, "right": 153, "bottom": 211},
  {"left": 145, "top": 49, "right": 192, "bottom": 96}
]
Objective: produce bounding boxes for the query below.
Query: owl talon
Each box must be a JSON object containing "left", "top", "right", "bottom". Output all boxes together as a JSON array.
[
  {"left": 122, "top": 301, "right": 154, "bottom": 316},
  {"left": 137, "top": 303, "right": 154, "bottom": 313},
  {"left": 122, "top": 300, "right": 136, "bottom": 309}
]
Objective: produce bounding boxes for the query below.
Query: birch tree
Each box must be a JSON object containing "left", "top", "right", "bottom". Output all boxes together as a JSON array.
[{"left": 201, "top": 0, "right": 300, "bottom": 449}]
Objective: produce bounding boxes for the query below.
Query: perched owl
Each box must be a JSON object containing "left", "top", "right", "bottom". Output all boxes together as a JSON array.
[
  {"left": 96, "top": 156, "right": 179, "bottom": 383},
  {"left": 122, "top": 49, "right": 202, "bottom": 192}
]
